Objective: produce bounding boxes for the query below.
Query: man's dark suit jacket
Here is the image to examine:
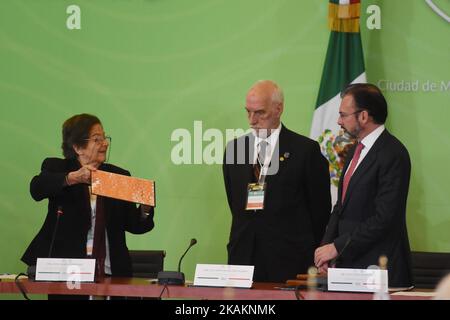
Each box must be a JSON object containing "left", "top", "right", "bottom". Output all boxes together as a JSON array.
[
  {"left": 223, "top": 125, "right": 331, "bottom": 282},
  {"left": 22, "top": 158, "right": 155, "bottom": 277},
  {"left": 321, "top": 129, "right": 413, "bottom": 288}
]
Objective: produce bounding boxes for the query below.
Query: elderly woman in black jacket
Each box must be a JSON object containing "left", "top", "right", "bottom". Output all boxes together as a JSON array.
[{"left": 22, "top": 114, "right": 155, "bottom": 289}]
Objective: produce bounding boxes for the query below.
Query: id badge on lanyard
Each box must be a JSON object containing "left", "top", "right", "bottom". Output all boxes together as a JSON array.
[
  {"left": 245, "top": 163, "right": 267, "bottom": 211},
  {"left": 245, "top": 182, "right": 266, "bottom": 210}
]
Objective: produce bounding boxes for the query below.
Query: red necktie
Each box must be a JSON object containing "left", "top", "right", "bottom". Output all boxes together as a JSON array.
[
  {"left": 341, "top": 142, "right": 364, "bottom": 203},
  {"left": 92, "top": 196, "right": 106, "bottom": 279}
]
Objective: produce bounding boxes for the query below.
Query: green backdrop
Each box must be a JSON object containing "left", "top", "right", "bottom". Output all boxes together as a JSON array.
[{"left": 1, "top": 0, "right": 449, "bottom": 296}]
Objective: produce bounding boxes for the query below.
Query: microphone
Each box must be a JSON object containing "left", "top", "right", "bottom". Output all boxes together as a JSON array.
[
  {"left": 178, "top": 238, "right": 197, "bottom": 273},
  {"left": 158, "top": 238, "right": 197, "bottom": 285},
  {"left": 28, "top": 206, "right": 64, "bottom": 280},
  {"left": 48, "top": 206, "right": 64, "bottom": 258}
]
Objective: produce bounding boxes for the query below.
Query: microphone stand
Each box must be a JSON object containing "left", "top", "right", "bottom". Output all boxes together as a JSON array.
[
  {"left": 27, "top": 206, "right": 64, "bottom": 281},
  {"left": 157, "top": 238, "right": 197, "bottom": 285},
  {"left": 48, "top": 206, "right": 64, "bottom": 258}
]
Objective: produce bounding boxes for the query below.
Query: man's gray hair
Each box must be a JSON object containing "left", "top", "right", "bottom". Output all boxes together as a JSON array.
[
  {"left": 254, "top": 80, "right": 284, "bottom": 105},
  {"left": 272, "top": 86, "right": 284, "bottom": 105}
]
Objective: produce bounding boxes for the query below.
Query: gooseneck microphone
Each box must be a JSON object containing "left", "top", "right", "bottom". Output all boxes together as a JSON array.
[
  {"left": 157, "top": 238, "right": 197, "bottom": 285},
  {"left": 27, "top": 206, "right": 64, "bottom": 281},
  {"left": 48, "top": 206, "right": 64, "bottom": 258},
  {"left": 178, "top": 238, "right": 197, "bottom": 273}
]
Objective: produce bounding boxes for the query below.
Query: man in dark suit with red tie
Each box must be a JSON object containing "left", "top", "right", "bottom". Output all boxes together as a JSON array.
[
  {"left": 314, "top": 83, "right": 413, "bottom": 288},
  {"left": 223, "top": 80, "right": 331, "bottom": 282}
]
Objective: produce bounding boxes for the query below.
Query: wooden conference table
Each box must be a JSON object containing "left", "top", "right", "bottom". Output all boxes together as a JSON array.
[{"left": 0, "top": 277, "right": 432, "bottom": 300}]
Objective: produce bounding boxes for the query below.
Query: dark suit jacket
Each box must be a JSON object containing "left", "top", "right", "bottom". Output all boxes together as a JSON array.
[
  {"left": 22, "top": 158, "right": 155, "bottom": 277},
  {"left": 223, "top": 125, "right": 331, "bottom": 282},
  {"left": 321, "top": 129, "right": 413, "bottom": 287}
]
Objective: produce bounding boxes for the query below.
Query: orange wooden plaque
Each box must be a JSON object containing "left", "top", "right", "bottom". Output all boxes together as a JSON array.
[{"left": 91, "top": 170, "right": 155, "bottom": 206}]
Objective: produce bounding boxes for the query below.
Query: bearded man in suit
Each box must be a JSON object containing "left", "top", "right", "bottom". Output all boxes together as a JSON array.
[{"left": 314, "top": 83, "right": 413, "bottom": 288}]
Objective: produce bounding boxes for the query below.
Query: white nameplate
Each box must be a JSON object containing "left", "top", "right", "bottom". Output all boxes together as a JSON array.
[
  {"left": 328, "top": 268, "right": 388, "bottom": 293},
  {"left": 35, "top": 258, "right": 96, "bottom": 282},
  {"left": 193, "top": 264, "right": 254, "bottom": 288}
]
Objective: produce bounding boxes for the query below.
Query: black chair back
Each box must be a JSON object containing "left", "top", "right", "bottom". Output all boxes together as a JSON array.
[
  {"left": 411, "top": 251, "right": 450, "bottom": 289},
  {"left": 129, "top": 250, "right": 165, "bottom": 278}
]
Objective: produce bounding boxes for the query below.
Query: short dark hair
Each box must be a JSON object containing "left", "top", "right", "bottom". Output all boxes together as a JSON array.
[
  {"left": 341, "top": 83, "right": 388, "bottom": 124},
  {"left": 62, "top": 114, "right": 102, "bottom": 159}
]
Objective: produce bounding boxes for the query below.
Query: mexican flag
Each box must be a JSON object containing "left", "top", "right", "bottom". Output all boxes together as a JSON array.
[{"left": 310, "top": 0, "right": 366, "bottom": 204}]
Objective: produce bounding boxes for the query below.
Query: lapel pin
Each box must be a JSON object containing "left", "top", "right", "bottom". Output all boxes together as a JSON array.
[{"left": 280, "top": 152, "right": 290, "bottom": 162}]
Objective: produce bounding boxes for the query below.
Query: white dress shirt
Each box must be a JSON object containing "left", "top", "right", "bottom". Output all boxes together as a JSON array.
[
  {"left": 345, "top": 124, "right": 385, "bottom": 174},
  {"left": 252, "top": 123, "right": 281, "bottom": 179}
]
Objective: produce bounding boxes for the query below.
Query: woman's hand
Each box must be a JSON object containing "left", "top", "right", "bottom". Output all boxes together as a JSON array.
[{"left": 66, "top": 165, "right": 97, "bottom": 185}]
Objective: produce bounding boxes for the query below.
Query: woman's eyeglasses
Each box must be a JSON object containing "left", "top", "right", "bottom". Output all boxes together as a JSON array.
[{"left": 84, "top": 135, "right": 111, "bottom": 145}]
